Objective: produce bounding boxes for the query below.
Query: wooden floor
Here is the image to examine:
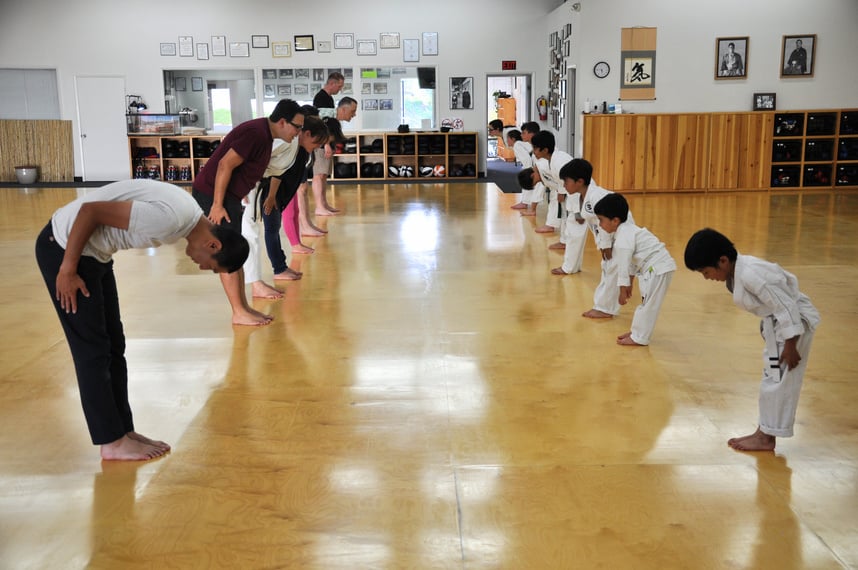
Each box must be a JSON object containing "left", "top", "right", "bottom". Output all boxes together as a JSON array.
[{"left": 1, "top": 182, "right": 857, "bottom": 569}]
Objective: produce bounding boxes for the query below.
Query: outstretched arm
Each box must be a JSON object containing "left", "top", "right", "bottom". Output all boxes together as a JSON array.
[{"left": 57, "top": 201, "right": 132, "bottom": 314}]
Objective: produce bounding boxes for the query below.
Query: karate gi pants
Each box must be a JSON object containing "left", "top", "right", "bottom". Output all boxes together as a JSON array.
[{"left": 629, "top": 270, "right": 673, "bottom": 345}]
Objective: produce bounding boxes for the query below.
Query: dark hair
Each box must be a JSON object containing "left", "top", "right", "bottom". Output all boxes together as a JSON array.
[
  {"left": 269, "top": 99, "right": 301, "bottom": 123},
  {"left": 507, "top": 129, "right": 522, "bottom": 142},
  {"left": 327, "top": 72, "right": 345, "bottom": 83},
  {"left": 338, "top": 96, "right": 357, "bottom": 108},
  {"left": 684, "top": 228, "right": 738, "bottom": 270},
  {"left": 517, "top": 167, "right": 536, "bottom": 190},
  {"left": 303, "top": 115, "right": 329, "bottom": 144},
  {"left": 300, "top": 104, "right": 320, "bottom": 117},
  {"left": 727, "top": 42, "right": 735, "bottom": 49},
  {"left": 531, "top": 131, "right": 555, "bottom": 154},
  {"left": 488, "top": 119, "right": 503, "bottom": 131},
  {"left": 323, "top": 116, "right": 346, "bottom": 143},
  {"left": 593, "top": 192, "right": 629, "bottom": 222},
  {"left": 210, "top": 225, "right": 250, "bottom": 273},
  {"left": 520, "top": 121, "right": 540, "bottom": 135},
  {"left": 558, "top": 158, "right": 593, "bottom": 185}
]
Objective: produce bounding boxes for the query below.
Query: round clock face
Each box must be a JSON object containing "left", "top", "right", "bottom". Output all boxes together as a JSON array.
[{"left": 594, "top": 61, "right": 610, "bottom": 78}]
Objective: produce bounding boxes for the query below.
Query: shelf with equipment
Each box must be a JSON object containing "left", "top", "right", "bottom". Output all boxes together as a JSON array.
[
  {"left": 837, "top": 110, "right": 858, "bottom": 187},
  {"left": 127, "top": 134, "right": 223, "bottom": 183}
]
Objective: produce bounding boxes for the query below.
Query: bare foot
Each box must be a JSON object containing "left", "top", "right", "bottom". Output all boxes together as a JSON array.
[
  {"left": 315, "top": 209, "right": 338, "bottom": 216},
  {"left": 127, "top": 431, "right": 171, "bottom": 452},
  {"left": 617, "top": 334, "right": 645, "bottom": 346},
  {"left": 251, "top": 281, "right": 284, "bottom": 299},
  {"left": 511, "top": 203, "right": 528, "bottom": 210},
  {"left": 292, "top": 244, "right": 315, "bottom": 254},
  {"left": 101, "top": 435, "right": 168, "bottom": 461},
  {"left": 551, "top": 267, "right": 571, "bottom": 275},
  {"left": 548, "top": 242, "right": 566, "bottom": 250},
  {"left": 617, "top": 332, "right": 632, "bottom": 341},
  {"left": 521, "top": 210, "right": 536, "bottom": 217},
  {"left": 232, "top": 309, "right": 272, "bottom": 326},
  {"left": 301, "top": 227, "right": 327, "bottom": 237},
  {"left": 582, "top": 309, "right": 614, "bottom": 319},
  {"left": 324, "top": 204, "right": 341, "bottom": 213},
  {"left": 728, "top": 427, "right": 776, "bottom": 451},
  {"left": 535, "top": 225, "right": 556, "bottom": 234},
  {"left": 274, "top": 268, "right": 303, "bottom": 281}
]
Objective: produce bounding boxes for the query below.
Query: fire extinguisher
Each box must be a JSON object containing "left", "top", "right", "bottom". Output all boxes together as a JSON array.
[{"left": 537, "top": 96, "right": 548, "bottom": 121}]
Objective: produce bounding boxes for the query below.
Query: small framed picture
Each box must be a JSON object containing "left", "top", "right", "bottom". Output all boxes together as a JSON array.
[
  {"left": 334, "top": 33, "right": 354, "bottom": 49},
  {"left": 753, "top": 92, "right": 776, "bottom": 111},
  {"left": 196, "top": 43, "right": 209, "bottom": 60},
  {"left": 294, "top": 35, "right": 314, "bottom": 51},
  {"left": 363, "top": 99, "right": 378, "bottom": 111},
  {"left": 715, "top": 37, "right": 748, "bottom": 79},
  {"left": 422, "top": 32, "right": 438, "bottom": 56},
  {"left": 279, "top": 69, "right": 293, "bottom": 79},
  {"left": 160, "top": 43, "right": 177, "bottom": 56},
  {"left": 229, "top": 42, "right": 249, "bottom": 57},
  {"left": 211, "top": 36, "right": 226, "bottom": 57},
  {"left": 449, "top": 76, "right": 474, "bottom": 110},
  {"left": 403, "top": 38, "right": 419, "bottom": 62},
  {"left": 191, "top": 77, "right": 204, "bottom": 92},
  {"left": 357, "top": 39, "right": 377, "bottom": 56},
  {"left": 373, "top": 82, "right": 388, "bottom": 94},
  {"left": 317, "top": 40, "right": 332, "bottom": 53},
  {"left": 380, "top": 99, "right": 393, "bottom": 110},
  {"left": 175, "top": 77, "right": 186, "bottom": 92},
  {"left": 379, "top": 32, "right": 400, "bottom": 49},
  {"left": 252, "top": 35, "right": 269, "bottom": 49},
  {"left": 178, "top": 36, "right": 194, "bottom": 57},
  {"left": 272, "top": 42, "right": 291, "bottom": 58},
  {"left": 781, "top": 34, "right": 816, "bottom": 77},
  {"left": 263, "top": 69, "right": 277, "bottom": 80}
]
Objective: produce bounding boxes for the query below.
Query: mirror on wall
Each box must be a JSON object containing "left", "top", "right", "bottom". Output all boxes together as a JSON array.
[{"left": 164, "top": 69, "right": 255, "bottom": 134}]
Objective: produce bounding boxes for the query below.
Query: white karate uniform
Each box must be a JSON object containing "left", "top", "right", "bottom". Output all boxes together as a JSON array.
[
  {"left": 729, "top": 254, "right": 820, "bottom": 437},
  {"left": 242, "top": 139, "right": 299, "bottom": 283},
  {"left": 513, "top": 140, "right": 536, "bottom": 205},
  {"left": 612, "top": 222, "right": 676, "bottom": 345},
  {"left": 562, "top": 182, "right": 635, "bottom": 315},
  {"left": 537, "top": 150, "right": 573, "bottom": 232}
]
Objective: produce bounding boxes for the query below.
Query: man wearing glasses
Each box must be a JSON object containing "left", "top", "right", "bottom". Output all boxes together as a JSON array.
[{"left": 192, "top": 98, "right": 305, "bottom": 325}]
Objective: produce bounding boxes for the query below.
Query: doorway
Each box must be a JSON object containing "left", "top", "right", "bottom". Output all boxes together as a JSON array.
[{"left": 485, "top": 74, "right": 531, "bottom": 159}]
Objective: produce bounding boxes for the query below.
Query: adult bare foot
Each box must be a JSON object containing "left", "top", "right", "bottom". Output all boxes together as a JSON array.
[
  {"left": 251, "top": 281, "right": 284, "bottom": 299},
  {"left": 548, "top": 242, "right": 566, "bottom": 250},
  {"left": 551, "top": 267, "right": 571, "bottom": 275},
  {"left": 291, "top": 244, "right": 315, "bottom": 254},
  {"left": 511, "top": 203, "right": 528, "bottom": 210},
  {"left": 324, "top": 204, "right": 341, "bottom": 213},
  {"left": 274, "top": 268, "right": 303, "bottom": 281},
  {"left": 728, "top": 428, "right": 776, "bottom": 451},
  {"left": 101, "top": 435, "right": 167, "bottom": 461},
  {"left": 582, "top": 309, "right": 614, "bottom": 319},
  {"left": 315, "top": 209, "right": 338, "bottom": 216},
  {"left": 232, "top": 309, "right": 272, "bottom": 326},
  {"left": 535, "top": 225, "right": 556, "bottom": 233},
  {"left": 617, "top": 334, "right": 645, "bottom": 346},
  {"left": 127, "top": 431, "right": 171, "bottom": 452}
]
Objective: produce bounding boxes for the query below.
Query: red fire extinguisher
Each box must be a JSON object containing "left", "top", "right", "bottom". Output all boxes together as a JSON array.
[{"left": 537, "top": 96, "right": 548, "bottom": 121}]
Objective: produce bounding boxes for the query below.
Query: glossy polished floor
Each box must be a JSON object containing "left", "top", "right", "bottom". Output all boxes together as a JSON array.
[{"left": 1, "top": 182, "right": 857, "bottom": 569}]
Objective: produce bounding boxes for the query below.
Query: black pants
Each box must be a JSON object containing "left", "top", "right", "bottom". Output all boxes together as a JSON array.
[{"left": 35, "top": 224, "right": 132, "bottom": 445}]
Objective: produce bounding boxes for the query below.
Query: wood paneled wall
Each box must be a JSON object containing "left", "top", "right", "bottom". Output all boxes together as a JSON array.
[
  {"left": 583, "top": 112, "right": 774, "bottom": 193},
  {"left": 0, "top": 120, "right": 74, "bottom": 183}
]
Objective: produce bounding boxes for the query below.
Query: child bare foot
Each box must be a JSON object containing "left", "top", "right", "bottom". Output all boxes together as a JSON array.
[
  {"left": 582, "top": 309, "right": 613, "bottom": 319},
  {"left": 521, "top": 210, "right": 536, "bottom": 217},
  {"left": 617, "top": 332, "right": 645, "bottom": 346},
  {"left": 127, "top": 431, "right": 171, "bottom": 452},
  {"left": 511, "top": 203, "right": 528, "bottom": 210},
  {"left": 251, "top": 281, "right": 284, "bottom": 299},
  {"left": 728, "top": 427, "right": 776, "bottom": 451},
  {"left": 232, "top": 308, "right": 272, "bottom": 326},
  {"left": 548, "top": 242, "right": 566, "bottom": 250},
  {"left": 292, "top": 244, "right": 315, "bottom": 254},
  {"left": 101, "top": 435, "right": 168, "bottom": 461},
  {"left": 535, "top": 225, "right": 555, "bottom": 233},
  {"left": 274, "top": 267, "right": 303, "bottom": 281},
  {"left": 551, "top": 267, "right": 572, "bottom": 275},
  {"left": 315, "top": 209, "right": 338, "bottom": 216}
]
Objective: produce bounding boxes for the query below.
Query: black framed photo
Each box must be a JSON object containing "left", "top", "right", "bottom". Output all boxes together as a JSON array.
[
  {"left": 753, "top": 92, "right": 776, "bottom": 111},
  {"left": 449, "top": 76, "right": 474, "bottom": 110},
  {"left": 781, "top": 34, "right": 816, "bottom": 77},
  {"left": 715, "top": 36, "right": 748, "bottom": 79},
  {"left": 175, "top": 77, "right": 186, "bottom": 91},
  {"left": 191, "top": 77, "right": 203, "bottom": 92},
  {"left": 294, "top": 35, "right": 314, "bottom": 52}
]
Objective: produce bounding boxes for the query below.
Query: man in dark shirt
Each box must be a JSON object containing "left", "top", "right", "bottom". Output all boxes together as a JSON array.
[{"left": 312, "top": 72, "right": 346, "bottom": 215}]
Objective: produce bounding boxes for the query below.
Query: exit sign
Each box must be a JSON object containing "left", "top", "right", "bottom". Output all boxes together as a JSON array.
[{"left": 502, "top": 60, "right": 517, "bottom": 70}]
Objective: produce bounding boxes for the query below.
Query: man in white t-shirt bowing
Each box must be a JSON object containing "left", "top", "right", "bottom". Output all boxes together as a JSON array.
[{"left": 35, "top": 179, "right": 248, "bottom": 461}]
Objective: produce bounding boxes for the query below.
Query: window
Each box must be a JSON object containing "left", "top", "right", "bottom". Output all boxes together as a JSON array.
[{"left": 400, "top": 78, "right": 434, "bottom": 129}]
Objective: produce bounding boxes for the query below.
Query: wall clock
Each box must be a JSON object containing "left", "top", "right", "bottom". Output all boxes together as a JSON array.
[{"left": 594, "top": 61, "right": 610, "bottom": 78}]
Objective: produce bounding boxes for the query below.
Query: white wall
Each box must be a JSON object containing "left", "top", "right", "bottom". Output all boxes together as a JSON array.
[{"left": 1, "top": 0, "right": 856, "bottom": 177}]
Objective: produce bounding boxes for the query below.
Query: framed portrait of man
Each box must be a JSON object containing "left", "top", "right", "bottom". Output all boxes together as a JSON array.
[
  {"left": 781, "top": 34, "right": 816, "bottom": 77},
  {"left": 715, "top": 36, "right": 748, "bottom": 80}
]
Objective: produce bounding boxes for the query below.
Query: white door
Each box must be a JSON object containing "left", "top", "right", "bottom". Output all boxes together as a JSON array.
[{"left": 74, "top": 76, "right": 129, "bottom": 181}]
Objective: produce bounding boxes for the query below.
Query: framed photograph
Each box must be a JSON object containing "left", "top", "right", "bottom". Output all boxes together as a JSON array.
[
  {"left": 753, "top": 92, "right": 776, "bottom": 111},
  {"left": 175, "top": 77, "right": 186, "bottom": 91},
  {"left": 380, "top": 99, "right": 393, "bottom": 110},
  {"left": 160, "top": 43, "right": 177, "bottom": 57},
  {"left": 295, "top": 68, "right": 310, "bottom": 79},
  {"left": 363, "top": 99, "right": 378, "bottom": 111},
  {"left": 272, "top": 42, "right": 291, "bottom": 58},
  {"left": 380, "top": 32, "right": 400, "bottom": 49},
  {"left": 191, "top": 77, "right": 204, "bottom": 92},
  {"left": 263, "top": 69, "right": 277, "bottom": 80},
  {"left": 342, "top": 82, "right": 352, "bottom": 95},
  {"left": 178, "top": 35, "right": 193, "bottom": 57},
  {"left": 279, "top": 68, "right": 293, "bottom": 79},
  {"left": 449, "top": 76, "right": 474, "bottom": 110},
  {"left": 252, "top": 35, "right": 269, "bottom": 49},
  {"left": 357, "top": 39, "right": 377, "bottom": 56},
  {"left": 403, "top": 38, "right": 419, "bottom": 62},
  {"left": 715, "top": 36, "right": 748, "bottom": 79},
  {"left": 211, "top": 36, "right": 226, "bottom": 57},
  {"left": 373, "top": 82, "right": 388, "bottom": 94},
  {"left": 229, "top": 42, "right": 249, "bottom": 57},
  {"left": 264, "top": 84, "right": 276, "bottom": 98},
  {"left": 781, "top": 34, "right": 816, "bottom": 77},
  {"left": 361, "top": 82, "right": 372, "bottom": 95},
  {"left": 278, "top": 84, "right": 292, "bottom": 96},
  {"left": 422, "top": 32, "right": 438, "bottom": 56},
  {"left": 294, "top": 35, "right": 314, "bottom": 51},
  {"left": 313, "top": 68, "right": 325, "bottom": 81},
  {"left": 334, "top": 33, "right": 354, "bottom": 50},
  {"left": 317, "top": 40, "right": 332, "bottom": 53},
  {"left": 293, "top": 83, "right": 309, "bottom": 95},
  {"left": 197, "top": 43, "right": 209, "bottom": 60}
]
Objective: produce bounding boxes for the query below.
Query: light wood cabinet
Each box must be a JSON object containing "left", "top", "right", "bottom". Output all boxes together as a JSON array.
[{"left": 127, "top": 135, "right": 223, "bottom": 183}]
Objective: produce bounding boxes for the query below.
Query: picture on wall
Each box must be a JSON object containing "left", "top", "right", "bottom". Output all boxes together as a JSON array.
[
  {"left": 781, "top": 34, "right": 816, "bottom": 77},
  {"left": 714, "top": 36, "right": 748, "bottom": 79},
  {"left": 450, "top": 76, "right": 474, "bottom": 109},
  {"left": 753, "top": 92, "right": 776, "bottom": 111},
  {"left": 363, "top": 99, "right": 378, "bottom": 111}
]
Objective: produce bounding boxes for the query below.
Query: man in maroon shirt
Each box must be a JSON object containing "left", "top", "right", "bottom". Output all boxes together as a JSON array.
[{"left": 192, "top": 99, "right": 304, "bottom": 326}]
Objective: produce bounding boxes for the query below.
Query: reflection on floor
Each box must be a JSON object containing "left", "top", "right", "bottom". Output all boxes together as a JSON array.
[{"left": 1, "top": 183, "right": 856, "bottom": 569}]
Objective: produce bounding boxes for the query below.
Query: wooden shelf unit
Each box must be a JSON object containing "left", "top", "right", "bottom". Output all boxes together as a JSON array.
[
  {"left": 330, "top": 131, "right": 478, "bottom": 181},
  {"left": 127, "top": 135, "right": 224, "bottom": 183}
]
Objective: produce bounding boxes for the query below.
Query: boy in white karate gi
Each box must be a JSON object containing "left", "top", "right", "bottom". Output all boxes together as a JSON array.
[
  {"left": 531, "top": 131, "right": 573, "bottom": 247},
  {"left": 594, "top": 193, "right": 675, "bottom": 345},
  {"left": 684, "top": 228, "right": 821, "bottom": 452}
]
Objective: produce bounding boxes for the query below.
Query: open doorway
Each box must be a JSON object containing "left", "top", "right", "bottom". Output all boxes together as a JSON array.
[{"left": 485, "top": 74, "right": 531, "bottom": 161}]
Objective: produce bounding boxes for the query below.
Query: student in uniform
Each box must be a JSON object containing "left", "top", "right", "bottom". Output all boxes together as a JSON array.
[
  {"left": 684, "top": 228, "right": 821, "bottom": 451},
  {"left": 531, "top": 131, "right": 573, "bottom": 245}
]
